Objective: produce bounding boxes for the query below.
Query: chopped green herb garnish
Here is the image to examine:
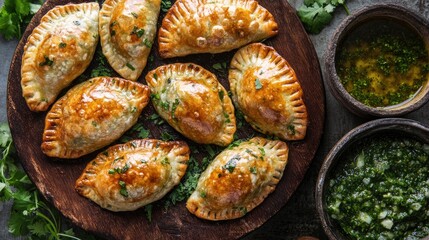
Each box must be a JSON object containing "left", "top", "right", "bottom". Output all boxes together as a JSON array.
[
  {"left": 144, "top": 204, "right": 153, "bottom": 222},
  {"left": 160, "top": 101, "right": 170, "bottom": 110},
  {"left": 200, "top": 191, "right": 207, "bottom": 198},
  {"left": 223, "top": 155, "right": 239, "bottom": 173},
  {"left": 161, "top": 157, "right": 170, "bottom": 165},
  {"left": 111, "top": 30, "right": 116, "bottom": 36},
  {"left": 126, "top": 63, "right": 136, "bottom": 71},
  {"left": 161, "top": 0, "right": 172, "bottom": 13},
  {"left": 288, "top": 125, "right": 296, "bottom": 135},
  {"left": 153, "top": 73, "right": 158, "bottom": 80},
  {"left": 212, "top": 62, "right": 227, "bottom": 71},
  {"left": 250, "top": 166, "right": 257, "bottom": 174},
  {"left": 131, "top": 26, "right": 145, "bottom": 38},
  {"left": 161, "top": 131, "right": 174, "bottom": 141},
  {"left": 259, "top": 147, "right": 266, "bottom": 159},
  {"left": 89, "top": 48, "right": 114, "bottom": 78},
  {"left": 245, "top": 149, "right": 258, "bottom": 158},
  {"left": 119, "top": 181, "right": 128, "bottom": 197},
  {"left": 39, "top": 56, "right": 53, "bottom": 67},
  {"left": 148, "top": 113, "right": 165, "bottom": 125},
  {"left": 143, "top": 38, "right": 153, "bottom": 48},
  {"left": 59, "top": 42, "right": 67, "bottom": 48},
  {"left": 218, "top": 90, "right": 225, "bottom": 101},
  {"left": 255, "top": 78, "right": 263, "bottom": 90},
  {"left": 131, "top": 12, "right": 138, "bottom": 18},
  {"left": 171, "top": 99, "right": 180, "bottom": 120}
]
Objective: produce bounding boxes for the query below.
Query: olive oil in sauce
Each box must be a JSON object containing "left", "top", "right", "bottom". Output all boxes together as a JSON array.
[{"left": 336, "top": 19, "right": 429, "bottom": 107}]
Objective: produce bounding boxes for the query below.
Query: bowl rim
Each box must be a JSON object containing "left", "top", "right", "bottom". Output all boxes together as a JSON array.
[
  {"left": 324, "top": 3, "right": 429, "bottom": 117},
  {"left": 315, "top": 118, "right": 429, "bottom": 239}
]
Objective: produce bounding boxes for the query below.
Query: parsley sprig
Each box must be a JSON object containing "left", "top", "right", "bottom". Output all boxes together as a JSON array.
[
  {"left": 297, "top": 0, "right": 349, "bottom": 34},
  {"left": 0, "top": 123, "right": 96, "bottom": 239},
  {"left": 0, "top": 0, "right": 43, "bottom": 40}
]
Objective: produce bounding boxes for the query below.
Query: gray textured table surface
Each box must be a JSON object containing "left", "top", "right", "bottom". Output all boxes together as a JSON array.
[{"left": 1, "top": 0, "right": 428, "bottom": 239}]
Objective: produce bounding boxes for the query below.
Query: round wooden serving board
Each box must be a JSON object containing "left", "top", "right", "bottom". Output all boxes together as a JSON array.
[{"left": 7, "top": 0, "right": 325, "bottom": 239}]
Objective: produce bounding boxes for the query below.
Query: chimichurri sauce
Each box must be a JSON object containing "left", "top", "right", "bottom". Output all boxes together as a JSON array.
[
  {"left": 327, "top": 135, "right": 429, "bottom": 239},
  {"left": 336, "top": 20, "right": 429, "bottom": 107}
]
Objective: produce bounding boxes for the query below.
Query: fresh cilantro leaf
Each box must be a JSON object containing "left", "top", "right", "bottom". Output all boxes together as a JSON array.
[
  {"left": 15, "top": 0, "right": 31, "bottom": 16},
  {"left": 297, "top": 0, "right": 349, "bottom": 34},
  {"left": 0, "top": 0, "right": 42, "bottom": 40},
  {"left": 298, "top": 2, "right": 333, "bottom": 34},
  {"left": 324, "top": 3, "right": 336, "bottom": 13},
  {"left": 0, "top": 123, "right": 97, "bottom": 239},
  {"left": 161, "top": 0, "right": 172, "bottom": 13},
  {"left": 27, "top": 220, "right": 48, "bottom": 237},
  {"left": 0, "top": 122, "right": 10, "bottom": 146}
]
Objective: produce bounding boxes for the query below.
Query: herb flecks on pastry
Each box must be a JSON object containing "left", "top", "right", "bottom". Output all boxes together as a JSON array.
[
  {"left": 100, "top": 0, "right": 161, "bottom": 81},
  {"left": 21, "top": 3, "right": 99, "bottom": 112},
  {"left": 76, "top": 139, "right": 190, "bottom": 212},
  {"left": 229, "top": 43, "right": 308, "bottom": 140},
  {"left": 158, "top": 0, "right": 278, "bottom": 58},
  {"left": 41, "top": 77, "right": 150, "bottom": 159},
  {"left": 186, "top": 137, "right": 288, "bottom": 220},
  {"left": 146, "top": 63, "right": 236, "bottom": 146}
]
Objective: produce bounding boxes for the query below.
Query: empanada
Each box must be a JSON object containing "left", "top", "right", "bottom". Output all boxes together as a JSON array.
[
  {"left": 21, "top": 3, "right": 99, "bottom": 112},
  {"left": 75, "top": 139, "right": 190, "bottom": 211},
  {"left": 146, "top": 63, "right": 236, "bottom": 146},
  {"left": 99, "top": 0, "right": 161, "bottom": 81},
  {"left": 158, "top": 0, "right": 278, "bottom": 58},
  {"left": 186, "top": 137, "right": 288, "bottom": 220},
  {"left": 229, "top": 43, "right": 308, "bottom": 140},
  {"left": 41, "top": 77, "right": 150, "bottom": 158}
]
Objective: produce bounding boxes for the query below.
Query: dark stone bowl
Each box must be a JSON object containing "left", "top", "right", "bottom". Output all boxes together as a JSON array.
[
  {"left": 315, "top": 118, "right": 429, "bottom": 239},
  {"left": 324, "top": 4, "right": 429, "bottom": 118}
]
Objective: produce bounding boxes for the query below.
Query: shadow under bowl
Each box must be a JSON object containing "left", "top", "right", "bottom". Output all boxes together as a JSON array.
[
  {"left": 325, "top": 4, "right": 429, "bottom": 118},
  {"left": 315, "top": 118, "right": 429, "bottom": 239}
]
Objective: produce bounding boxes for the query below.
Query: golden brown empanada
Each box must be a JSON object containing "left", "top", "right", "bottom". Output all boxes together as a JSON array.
[
  {"left": 229, "top": 43, "right": 308, "bottom": 140},
  {"left": 41, "top": 77, "right": 150, "bottom": 159},
  {"left": 158, "top": 0, "right": 278, "bottom": 58},
  {"left": 186, "top": 137, "right": 288, "bottom": 220},
  {"left": 146, "top": 63, "right": 236, "bottom": 146},
  {"left": 99, "top": 0, "right": 161, "bottom": 81},
  {"left": 21, "top": 3, "right": 99, "bottom": 112},
  {"left": 75, "top": 139, "right": 190, "bottom": 212}
]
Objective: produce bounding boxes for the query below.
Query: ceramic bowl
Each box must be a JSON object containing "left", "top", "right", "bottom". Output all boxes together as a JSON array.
[
  {"left": 315, "top": 118, "right": 429, "bottom": 239},
  {"left": 325, "top": 4, "right": 429, "bottom": 117}
]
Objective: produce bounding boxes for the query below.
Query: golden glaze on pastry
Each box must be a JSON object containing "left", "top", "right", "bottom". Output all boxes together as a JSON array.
[
  {"left": 229, "top": 43, "right": 308, "bottom": 140},
  {"left": 100, "top": 0, "right": 161, "bottom": 80},
  {"left": 158, "top": 0, "right": 278, "bottom": 58},
  {"left": 186, "top": 137, "right": 288, "bottom": 220},
  {"left": 76, "top": 139, "right": 190, "bottom": 211},
  {"left": 146, "top": 63, "right": 236, "bottom": 146},
  {"left": 21, "top": 3, "right": 99, "bottom": 112},
  {"left": 41, "top": 77, "right": 150, "bottom": 158}
]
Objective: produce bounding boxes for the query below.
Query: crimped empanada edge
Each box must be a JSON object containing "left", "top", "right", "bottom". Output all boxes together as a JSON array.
[{"left": 21, "top": 2, "right": 99, "bottom": 111}]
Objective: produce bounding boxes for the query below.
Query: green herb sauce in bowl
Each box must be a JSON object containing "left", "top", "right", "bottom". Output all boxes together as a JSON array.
[
  {"left": 327, "top": 136, "right": 429, "bottom": 239},
  {"left": 316, "top": 118, "right": 429, "bottom": 239},
  {"left": 325, "top": 4, "right": 429, "bottom": 117},
  {"left": 337, "top": 20, "right": 429, "bottom": 107}
]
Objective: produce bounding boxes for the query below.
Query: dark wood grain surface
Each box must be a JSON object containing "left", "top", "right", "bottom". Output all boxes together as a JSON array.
[{"left": 6, "top": 0, "right": 324, "bottom": 239}]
